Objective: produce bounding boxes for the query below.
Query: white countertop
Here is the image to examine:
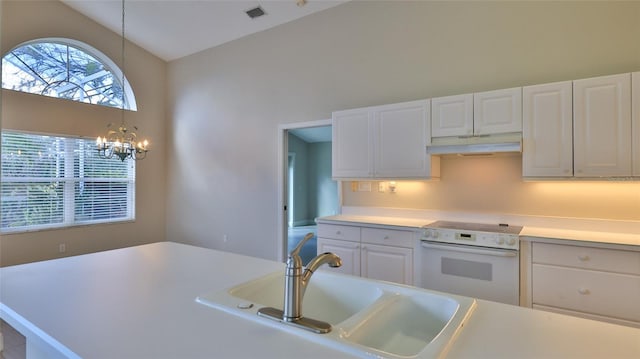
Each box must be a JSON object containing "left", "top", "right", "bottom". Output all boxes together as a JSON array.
[
  {"left": 317, "top": 214, "right": 640, "bottom": 249},
  {"left": 1, "top": 242, "right": 639, "bottom": 358},
  {"left": 520, "top": 226, "right": 640, "bottom": 249},
  {"left": 317, "top": 214, "right": 434, "bottom": 229}
]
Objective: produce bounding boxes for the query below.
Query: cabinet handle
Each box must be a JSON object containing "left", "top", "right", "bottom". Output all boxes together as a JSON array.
[
  {"left": 578, "top": 288, "right": 590, "bottom": 295},
  {"left": 383, "top": 235, "right": 390, "bottom": 240},
  {"left": 336, "top": 231, "right": 341, "bottom": 235},
  {"left": 578, "top": 255, "right": 590, "bottom": 261},
  {"left": 362, "top": 245, "right": 367, "bottom": 251}
]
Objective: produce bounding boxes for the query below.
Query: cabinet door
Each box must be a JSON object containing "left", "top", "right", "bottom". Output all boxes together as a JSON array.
[
  {"left": 633, "top": 72, "right": 640, "bottom": 176},
  {"left": 374, "top": 100, "right": 431, "bottom": 178},
  {"left": 473, "top": 87, "right": 522, "bottom": 135},
  {"left": 361, "top": 243, "right": 413, "bottom": 285},
  {"left": 522, "top": 81, "right": 573, "bottom": 177},
  {"left": 332, "top": 108, "right": 374, "bottom": 178},
  {"left": 317, "top": 237, "right": 360, "bottom": 276},
  {"left": 574, "top": 73, "right": 631, "bottom": 177},
  {"left": 431, "top": 94, "right": 473, "bottom": 137}
]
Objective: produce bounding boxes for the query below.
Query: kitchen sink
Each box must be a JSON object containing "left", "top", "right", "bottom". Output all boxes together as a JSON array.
[
  {"left": 339, "top": 292, "right": 466, "bottom": 357},
  {"left": 225, "top": 270, "right": 384, "bottom": 325},
  {"left": 197, "top": 270, "right": 476, "bottom": 358}
]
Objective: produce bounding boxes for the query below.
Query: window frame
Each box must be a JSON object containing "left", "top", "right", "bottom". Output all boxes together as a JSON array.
[
  {"left": 1, "top": 130, "right": 136, "bottom": 234},
  {"left": 2, "top": 37, "right": 137, "bottom": 111}
]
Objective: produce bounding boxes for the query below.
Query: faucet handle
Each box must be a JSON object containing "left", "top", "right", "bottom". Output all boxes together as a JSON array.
[{"left": 290, "top": 232, "right": 315, "bottom": 258}]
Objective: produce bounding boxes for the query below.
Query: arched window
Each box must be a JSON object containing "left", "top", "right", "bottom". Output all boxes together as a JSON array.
[{"left": 2, "top": 38, "right": 136, "bottom": 110}]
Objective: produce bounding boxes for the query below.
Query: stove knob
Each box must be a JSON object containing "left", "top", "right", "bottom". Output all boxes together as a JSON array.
[
  {"left": 432, "top": 231, "right": 439, "bottom": 239},
  {"left": 506, "top": 238, "right": 516, "bottom": 246},
  {"left": 495, "top": 237, "right": 505, "bottom": 245},
  {"left": 423, "top": 229, "right": 431, "bottom": 238}
]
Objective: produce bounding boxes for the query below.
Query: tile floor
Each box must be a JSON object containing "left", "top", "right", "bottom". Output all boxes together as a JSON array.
[{"left": 0, "top": 320, "right": 25, "bottom": 359}]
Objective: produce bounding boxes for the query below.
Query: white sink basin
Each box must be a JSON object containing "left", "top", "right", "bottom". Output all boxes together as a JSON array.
[
  {"left": 339, "top": 292, "right": 466, "bottom": 357},
  {"left": 197, "top": 270, "right": 476, "bottom": 358},
  {"left": 227, "top": 270, "right": 384, "bottom": 325}
]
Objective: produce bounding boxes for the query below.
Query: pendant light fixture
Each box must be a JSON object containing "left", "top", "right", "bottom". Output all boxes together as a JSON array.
[{"left": 97, "top": 0, "right": 149, "bottom": 161}]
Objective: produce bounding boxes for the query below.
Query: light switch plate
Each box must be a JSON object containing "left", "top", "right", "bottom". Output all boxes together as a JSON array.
[{"left": 357, "top": 182, "right": 371, "bottom": 192}]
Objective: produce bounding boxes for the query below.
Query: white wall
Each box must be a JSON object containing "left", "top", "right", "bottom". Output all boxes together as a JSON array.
[
  {"left": 167, "top": 1, "right": 640, "bottom": 261},
  {"left": 0, "top": 0, "right": 167, "bottom": 266}
]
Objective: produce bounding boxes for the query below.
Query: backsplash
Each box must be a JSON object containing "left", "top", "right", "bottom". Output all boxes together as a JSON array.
[{"left": 342, "top": 154, "right": 640, "bottom": 221}]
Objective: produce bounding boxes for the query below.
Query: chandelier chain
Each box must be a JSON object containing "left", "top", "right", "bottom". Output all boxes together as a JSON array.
[{"left": 96, "top": 0, "right": 149, "bottom": 162}]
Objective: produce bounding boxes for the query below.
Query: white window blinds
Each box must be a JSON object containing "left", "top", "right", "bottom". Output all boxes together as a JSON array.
[{"left": 1, "top": 131, "right": 135, "bottom": 233}]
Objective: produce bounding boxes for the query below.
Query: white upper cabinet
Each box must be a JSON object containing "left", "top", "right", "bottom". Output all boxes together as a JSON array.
[
  {"left": 573, "top": 73, "right": 632, "bottom": 177},
  {"left": 633, "top": 72, "right": 640, "bottom": 176},
  {"left": 522, "top": 81, "right": 573, "bottom": 177},
  {"left": 332, "top": 99, "right": 438, "bottom": 179},
  {"left": 374, "top": 101, "right": 432, "bottom": 178},
  {"left": 431, "top": 87, "right": 522, "bottom": 139},
  {"left": 332, "top": 108, "right": 374, "bottom": 178},
  {"left": 431, "top": 94, "right": 474, "bottom": 137},
  {"left": 474, "top": 87, "right": 523, "bottom": 135}
]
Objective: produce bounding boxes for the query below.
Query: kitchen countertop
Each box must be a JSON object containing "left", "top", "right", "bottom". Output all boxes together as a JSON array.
[
  {"left": 1, "top": 242, "right": 639, "bottom": 358},
  {"left": 317, "top": 214, "right": 434, "bottom": 229},
  {"left": 317, "top": 214, "right": 640, "bottom": 249}
]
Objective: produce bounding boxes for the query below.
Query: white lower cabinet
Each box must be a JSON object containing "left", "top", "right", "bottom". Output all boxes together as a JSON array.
[
  {"left": 361, "top": 244, "right": 413, "bottom": 285},
  {"left": 317, "top": 223, "right": 415, "bottom": 285},
  {"left": 530, "top": 242, "right": 640, "bottom": 327},
  {"left": 316, "top": 237, "right": 361, "bottom": 276}
]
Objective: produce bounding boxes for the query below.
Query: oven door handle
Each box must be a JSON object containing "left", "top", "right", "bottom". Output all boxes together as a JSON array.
[{"left": 421, "top": 241, "right": 518, "bottom": 257}]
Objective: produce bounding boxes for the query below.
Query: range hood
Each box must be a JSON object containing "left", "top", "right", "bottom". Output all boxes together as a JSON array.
[{"left": 426, "top": 132, "right": 522, "bottom": 155}]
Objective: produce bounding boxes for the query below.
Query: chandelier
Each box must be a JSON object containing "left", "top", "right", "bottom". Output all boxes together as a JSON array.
[{"left": 97, "top": 0, "right": 149, "bottom": 161}]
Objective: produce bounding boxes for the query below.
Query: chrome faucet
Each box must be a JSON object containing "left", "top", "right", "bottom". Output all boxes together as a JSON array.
[
  {"left": 257, "top": 232, "right": 342, "bottom": 333},
  {"left": 283, "top": 233, "right": 342, "bottom": 321}
]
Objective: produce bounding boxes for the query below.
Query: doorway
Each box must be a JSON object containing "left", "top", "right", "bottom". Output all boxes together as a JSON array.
[{"left": 277, "top": 120, "right": 339, "bottom": 264}]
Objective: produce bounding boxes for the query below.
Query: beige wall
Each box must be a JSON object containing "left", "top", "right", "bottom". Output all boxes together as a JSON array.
[
  {"left": 345, "top": 154, "right": 640, "bottom": 221},
  {"left": 167, "top": 1, "right": 640, "bottom": 261},
  {"left": 0, "top": 0, "right": 167, "bottom": 266}
]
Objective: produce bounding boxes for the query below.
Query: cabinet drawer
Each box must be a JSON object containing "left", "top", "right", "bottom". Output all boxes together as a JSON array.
[
  {"left": 532, "top": 264, "right": 640, "bottom": 322},
  {"left": 532, "top": 242, "right": 640, "bottom": 275},
  {"left": 317, "top": 224, "right": 360, "bottom": 242},
  {"left": 361, "top": 227, "right": 415, "bottom": 248}
]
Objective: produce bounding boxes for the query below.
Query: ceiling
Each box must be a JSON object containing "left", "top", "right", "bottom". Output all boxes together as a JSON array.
[
  {"left": 61, "top": 0, "right": 348, "bottom": 62},
  {"left": 289, "top": 126, "right": 332, "bottom": 143}
]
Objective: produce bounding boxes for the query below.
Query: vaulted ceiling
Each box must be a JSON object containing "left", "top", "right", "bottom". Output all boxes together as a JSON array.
[{"left": 61, "top": 0, "right": 348, "bottom": 61}]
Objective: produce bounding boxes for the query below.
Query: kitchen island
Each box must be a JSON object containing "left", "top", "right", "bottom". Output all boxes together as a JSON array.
[{"left": 1, "top": 242, "right": 639, "bottom": 358}]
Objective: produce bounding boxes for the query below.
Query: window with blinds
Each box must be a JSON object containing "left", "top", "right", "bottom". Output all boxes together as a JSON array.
[{"left": 1, "top": 131, "right": 135, "bottom": 233}]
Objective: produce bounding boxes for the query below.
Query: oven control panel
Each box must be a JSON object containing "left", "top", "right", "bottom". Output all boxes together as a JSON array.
[{"left": 421, "top": 227, "right": 520, "bottom": 250}]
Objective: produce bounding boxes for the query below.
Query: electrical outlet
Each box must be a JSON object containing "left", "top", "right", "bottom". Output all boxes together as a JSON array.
[
  {"left": 351, "top": 182, "right": 358, "bottom": 192},
  {"left": 378, "top": 182, "right": 387, "bottom": 192},
  {"left": 58, "top": 243, "right": 66, "bottom": 253}
]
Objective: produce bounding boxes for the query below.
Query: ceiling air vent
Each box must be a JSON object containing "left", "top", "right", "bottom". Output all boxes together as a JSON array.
[{"left": 246, "top": 6, "right": 266, "bottom": 19}]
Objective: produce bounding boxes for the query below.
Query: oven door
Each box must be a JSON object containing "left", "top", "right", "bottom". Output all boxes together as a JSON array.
[{"left": 420, "top": 240, "right": 519, "bottom": 305}]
